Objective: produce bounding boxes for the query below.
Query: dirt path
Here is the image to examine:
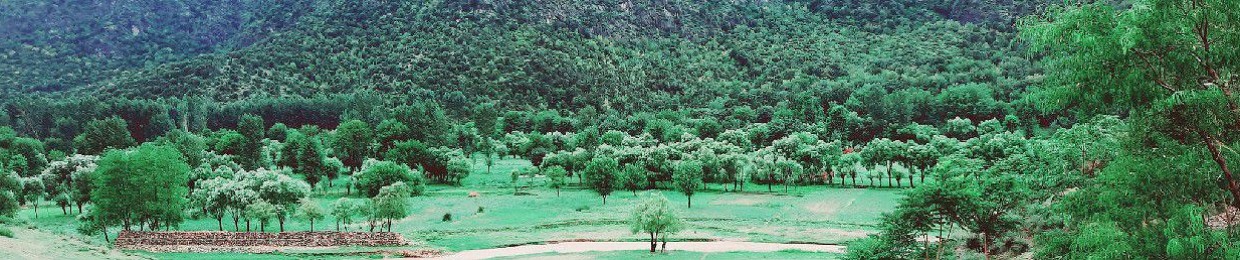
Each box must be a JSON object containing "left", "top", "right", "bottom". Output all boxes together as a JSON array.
[
  {"left": 424, "top": 241, "right": 845, "bottom": 259},
  {"left": 0, "top": 228, "right": 147, "bottom": 260}
]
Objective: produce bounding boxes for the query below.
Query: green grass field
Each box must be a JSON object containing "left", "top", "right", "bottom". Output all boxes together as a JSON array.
[{"left": 4, "top": 157, "right": 905, "bottom": 259}]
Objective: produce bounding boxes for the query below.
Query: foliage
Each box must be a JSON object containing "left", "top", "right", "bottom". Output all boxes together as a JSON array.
[
  {"left": 629, "top": 192, "right": 683, "bottom": 253},
  {"left": 584, "top": 156, "right": 619, "bottom": 205},
  {"left": 90, "top": 144, "right": 190, "bottom": 231},
  {"left": 354, "top": 159, "right": 425, "bottom": 197}
]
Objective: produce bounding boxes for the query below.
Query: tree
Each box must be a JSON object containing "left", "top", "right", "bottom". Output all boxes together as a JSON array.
[
  {"left": 354, "top": 160, "right": 425, "bottom": 197},
  {"left": 245, "top": 200, "right": 278, "bottom": 232},
  {"left": 191, "top": 177, "right": 232, "bottom": 230},
  {"left": 237, "top": 114, "right": 266, "bottom": 170},
  {"left": 374, "top": 119, "right": 410, "bottom": 153},
  {"left": 331, "top": 198, "right": 356, "bottom": 231},
  {"left": 296, "top": 136, "right": 331, "bottom": 188},
  {"left": 20, "top": 176, "right": 44, "bottom": 218},
  {"left": 672, "top": 160, "right": 704, "bottom": 208},
  {"left": 584, "top": 156, "right": 619, "bottom": 205},
  {"left": 161, "top": 130, "right": 207, "bottom": 169},
  {"left": 90, "top": 144, "right": 190, "bottom": 235},
  {"left": 629, "top": 192, "right": 683, "bottom": 253},
  {"left": 372, "top": 182, "right": 410, "bottom": 232},
  {"left": 544, "top": 166, "right": 566, "bottom": 196},
  {"left": 445, "top": 156, "right": 471, "bottom": 185},
  {"left": 1022, "top": 0, "right": 1240, "bottom": 206},
  {"left": 384, "top": 140, "right": 453, "bottom": 184},
  {"left": 333, "top": 120, "right": 374, "bottom": 170},
  {"left": 297, "top": 198, "right": 325, "bottom": 231},
  {"left": 0, "top": 171, "right": 21, "bottom": 217},
  {"left": 75, "top": 117, "right": 135, "bottom": 155},
  {"left": 233, "top": 168, "right": 311, "bottom": 232},
  {"left": 621, "top": 164, "right": 648, "bottom": 196}
]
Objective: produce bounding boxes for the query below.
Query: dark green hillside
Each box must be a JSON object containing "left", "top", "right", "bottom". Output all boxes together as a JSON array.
[
  {"left": 85, "top": 0, "right": 1042, "bottom": 112},
  {"left": 0, "top": 0, "right": 312, "bottom": 94}
]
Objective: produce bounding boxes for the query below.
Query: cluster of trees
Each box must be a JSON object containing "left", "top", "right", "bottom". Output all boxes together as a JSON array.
[
  {"left": 501, "top": 115, "right": 1027, "bottom": 209},
  {"left": 849, "top": 0, "right": 1240, "bottom": 258}
]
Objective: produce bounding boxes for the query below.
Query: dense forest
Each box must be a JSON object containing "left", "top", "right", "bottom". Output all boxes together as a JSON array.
[{"left": 1, "top": 0, "right": 1238, "bottom": 259}]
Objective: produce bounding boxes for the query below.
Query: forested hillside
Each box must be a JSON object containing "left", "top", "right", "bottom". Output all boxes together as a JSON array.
[{"left": 6, "top": 0, "right": 1239, "bottom": 259}]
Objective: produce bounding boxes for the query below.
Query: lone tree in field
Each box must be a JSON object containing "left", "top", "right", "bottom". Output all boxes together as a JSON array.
[
  {"left": 672, "top": 160, "right": 703, "bottom": 208},
  {"left": 297, "top": 198, "right": 325, "bottom": 231},
  {"left": 630, "top": 192, "right": 683, "bottom": 253},
  {"left": 1023, "top": 0, "right": 1240, "bottom": 205},
  {"left": 584, "top": 156, "right": 619, "bottom": 205}
]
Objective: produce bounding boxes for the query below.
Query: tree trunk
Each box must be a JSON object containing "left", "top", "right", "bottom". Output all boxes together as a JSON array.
[
  {"left": 102, "top": 226, "right": 110, "bottom": 243},
  {"left": 982, "top": 233, "right": 991, "bottom": 260},
  {"left": 217, "top": 217, "right": 224, "bottom": 231},
  {"left": 279, "top": 218, "right": 285, "bottom": 232},
  {"left": 649, "top": 233, "right": 657, "bottom": 252},
  {"left": 603, "top": 195, "right": 607, "bottom": 205},
  {"left": 1203, "top": 132, "right": 1240, "bottom": 207},
  {"left": 687, "top": 195, "right": 692, "bottom": 208},
  {"left": 887, "top": 161, "right": 893, "bottom": 187},
  {"left": 310, "top": 219, "right": 315, "bottom": 232}
]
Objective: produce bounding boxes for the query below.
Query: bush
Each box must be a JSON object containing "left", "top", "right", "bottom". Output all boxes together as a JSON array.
[
  {"left": 477, "top": 206, "right": 485, "bottom": 213},
  {"left": 0, "top": 226, "right": 13, "bottom": 238},
  {"left": 442, "top": 213, "right": 453, "bottom": 222}
]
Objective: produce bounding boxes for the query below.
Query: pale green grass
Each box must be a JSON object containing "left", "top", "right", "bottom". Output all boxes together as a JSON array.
[
  {"left": 13, "top": 156, "right": 904, "bottom": 258},
  {"left": 492, "top": 250, "right": 840, "bottom": 260}
]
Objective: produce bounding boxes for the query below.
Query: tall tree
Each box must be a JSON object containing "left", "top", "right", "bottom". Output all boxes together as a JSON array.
[
  {"left": 1022, "top": 0, "right": 1240, "bottom": 205},
  {"left": 237, "top": 114, "right": 266, "bottom": 170},
  {"left": 333, "top": 120, "right": 374, "bottom": 170}
]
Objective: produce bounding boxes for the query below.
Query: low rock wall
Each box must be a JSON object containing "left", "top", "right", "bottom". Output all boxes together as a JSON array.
[{"left": 114, "top": 231, "right": 407, "bottom": 249}]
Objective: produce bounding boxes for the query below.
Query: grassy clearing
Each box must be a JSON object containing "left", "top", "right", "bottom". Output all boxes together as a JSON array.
[
  {"left": 490, "top": 250, "right": 840, "bottom": 260},
  {"left": 7, "top": 157, "right": 903, "bottom": 259}
]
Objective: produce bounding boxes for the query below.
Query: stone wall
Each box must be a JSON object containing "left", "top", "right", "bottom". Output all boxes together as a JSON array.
[{"left": 114, "top": 231, "right": 407, "bottom": 249}]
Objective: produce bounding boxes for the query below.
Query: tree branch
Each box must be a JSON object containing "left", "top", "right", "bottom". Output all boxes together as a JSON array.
[{"left": 1133, "top": 49, "right": 1177, "bottom": 92}]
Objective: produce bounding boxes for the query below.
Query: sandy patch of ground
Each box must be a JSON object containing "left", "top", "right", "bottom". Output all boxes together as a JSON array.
[
  {"left": 0, "top": 228, "right": 147, "bottom": 260},
  {"left": 803, "top": 198, "right": 856, "bottom": 217},
  {"left": 423, "top": 241, "right": 845, "bottom": 260},
  {"left": 709, "top": 196, "right": 772, "bottom": 206}
]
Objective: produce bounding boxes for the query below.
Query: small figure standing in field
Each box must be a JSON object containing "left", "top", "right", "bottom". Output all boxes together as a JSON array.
[{"left": 629, "top": 192, "right": 683, "bottom": 253}]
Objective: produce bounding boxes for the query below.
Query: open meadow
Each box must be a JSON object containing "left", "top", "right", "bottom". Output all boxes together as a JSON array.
[{"left": 3, "top": 157, "right": 903, "bottom": 259}]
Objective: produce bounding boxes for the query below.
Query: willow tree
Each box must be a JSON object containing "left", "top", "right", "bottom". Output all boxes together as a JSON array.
[{"left": 1021, "top": 0, "right": 1240, "bottom": 205}]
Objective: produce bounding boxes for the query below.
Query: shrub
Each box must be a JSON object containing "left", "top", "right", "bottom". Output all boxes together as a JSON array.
[
  {"left": 442, "top": 213, "right": 453, "bottom": 222},
  {"left": 0, "top": 226, "right": 13, "bottom": 238}
]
